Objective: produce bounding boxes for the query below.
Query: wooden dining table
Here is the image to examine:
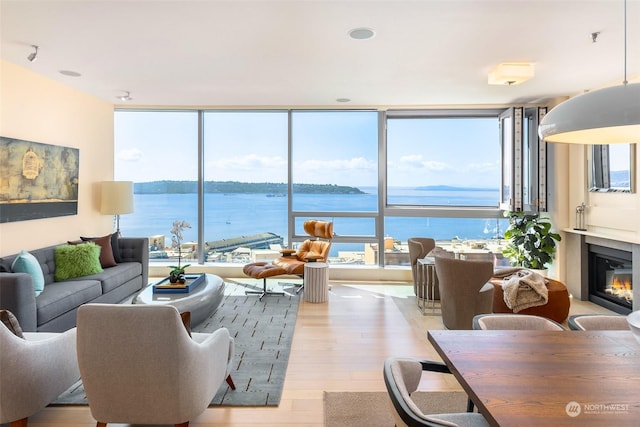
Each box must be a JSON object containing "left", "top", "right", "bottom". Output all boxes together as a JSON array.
[{"left": 428, "top": 330, "right": 640, "bottom": 427}]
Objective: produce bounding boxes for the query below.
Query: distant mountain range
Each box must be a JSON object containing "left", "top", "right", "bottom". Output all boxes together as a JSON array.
[{"left": 134, "top": 180, "right": 365, "bottom": 194}]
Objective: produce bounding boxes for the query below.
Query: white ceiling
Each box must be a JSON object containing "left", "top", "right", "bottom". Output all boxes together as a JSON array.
[{"left": 2, "top": 0, "right": 639, "bottom": 108}]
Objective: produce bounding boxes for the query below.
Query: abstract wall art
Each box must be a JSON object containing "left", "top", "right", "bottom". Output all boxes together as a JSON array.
[{"left": 0, "top": 136, "right": 79, "bottom": 223}]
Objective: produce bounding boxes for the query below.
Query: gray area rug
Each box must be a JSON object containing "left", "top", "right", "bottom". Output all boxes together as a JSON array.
[
  {"left": 53, "top": 279, "right": 300, "bottom": 407},
  {"left": 324, "top": 391, "right": 468, "bottom": 427}
]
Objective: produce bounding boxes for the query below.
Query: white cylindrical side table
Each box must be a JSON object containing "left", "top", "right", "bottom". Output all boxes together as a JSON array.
[{"left": 303, "top": 262, "right": 329, "bottom": 303}]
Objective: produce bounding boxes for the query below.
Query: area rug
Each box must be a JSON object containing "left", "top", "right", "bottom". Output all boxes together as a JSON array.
[
  {"left": 53, "top": 279, "right": 300, "bottom": 407},
  {"left": 324, "top": 391, "right": 468, "bottom": 427}
]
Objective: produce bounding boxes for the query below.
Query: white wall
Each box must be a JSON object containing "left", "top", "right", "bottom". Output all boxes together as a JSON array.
[
  {"left": 0, "top": 60, "right": 115, "bottom": 256},
  {"left": 567, "top": 144, "right": 640, "bottom": 242}
]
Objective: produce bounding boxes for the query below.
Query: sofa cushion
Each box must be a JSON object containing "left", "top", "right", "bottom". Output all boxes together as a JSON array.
[
  {"left": 81, "top": 233, "right": 122, "bottom": 263},
  {"left": 55, "top": 243, "right": 103, "bottom": 281},
  {"left": 0, "top": 309, "right": 25, "bottom": 338},
  {"left": 11, "top": 250, "right": 45, "bottom": 296},
  {"left": 36, "top": 280, "right": 102, "bottom": 326},
  {"left": 68, "top": 261, "right": 142, "bottom": 294},
  {"left": 78, "top": 234, "right": 117, "bottom": 268},
  {"left": 111, "top": 233, "right": 123, "bottom": 263}
]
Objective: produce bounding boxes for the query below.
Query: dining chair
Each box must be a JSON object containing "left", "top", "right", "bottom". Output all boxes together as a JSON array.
[
  {"left": 408, "top": 237, "right": 437, "bottom": 301},
  {"left": 459, "top": 252, "right": 497, "bottom": 264},
  {"left": 473, "top": 313, "right": 566, "bottom": 330},
  {"left": 383, "top": 357, "right": 489, "bottom": 427},
  {"left": 567, "top": 314, "right": 630, "bottom": 331},
  {"left": 76, "top": 303, "right": 235, "bottom": 427},
  {"left": 435, "top": 257, "right": 494, "bottom": 330}
]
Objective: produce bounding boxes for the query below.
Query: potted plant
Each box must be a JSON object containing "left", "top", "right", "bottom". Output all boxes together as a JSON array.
[
  {"left": 502, "top": 211, "right": 561, "bottom": 271},
  {"left": 168, "top": 220, "right": 191, "bottom": 283}
]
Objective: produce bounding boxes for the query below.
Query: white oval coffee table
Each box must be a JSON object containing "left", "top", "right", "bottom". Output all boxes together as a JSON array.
[{"left": 133, "top": 273, "right": 225, "bottom": 326}]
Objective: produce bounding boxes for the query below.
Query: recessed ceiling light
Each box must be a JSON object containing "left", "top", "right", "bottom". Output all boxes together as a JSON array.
[
  {"left": 59, "top": 70, "right": 81, "bottom": 77},
  {"left": 336, "top": 98, "right": 351, "bottom": 103},
  {"left": 348, "top": 27, "right": 375, "bottom": 40}
]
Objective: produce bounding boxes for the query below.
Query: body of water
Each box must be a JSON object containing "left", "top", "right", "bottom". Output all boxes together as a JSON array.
[{"left": 120, "top": 187, "right": 507, "bottom": 256}]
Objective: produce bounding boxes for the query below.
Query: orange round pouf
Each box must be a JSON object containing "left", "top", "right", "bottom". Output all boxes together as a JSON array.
[{"left": 490, "top": 278, "right": 570, "bottom": 324}]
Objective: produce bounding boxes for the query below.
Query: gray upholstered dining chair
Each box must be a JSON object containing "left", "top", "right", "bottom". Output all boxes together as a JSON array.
[
  {"left": 76, "top": 303, "right": 235, "bottom": 427},
  {"left": 435, "top": 257, "right": 494, "bottom": 330},
  {"left": 384, "top": 357, "right": 490, "bottom": 427},
  {"left": 0, "top": 311, "right": 79, "bottom": 427},
  {"left": 473, "top": 313, "right": 566, "bottom": 331},
  {"left": 567, "top": 314, "right": 630, "bottom": 331},
  {"left": 408, "top": 238, "right": 437, "bottom": 300}
]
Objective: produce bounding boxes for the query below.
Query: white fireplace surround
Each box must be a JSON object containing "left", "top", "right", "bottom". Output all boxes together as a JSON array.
[{"left": 564, "top": 229, "right": 640, "bottom": 312}]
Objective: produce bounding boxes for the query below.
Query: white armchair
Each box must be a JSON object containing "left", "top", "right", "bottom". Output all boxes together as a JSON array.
[
  {"left": 0, "top": 323, "right": 79, "bottom": 427},
  {"left": 76, "top": 303, "right": 235, "bottom": 427}
]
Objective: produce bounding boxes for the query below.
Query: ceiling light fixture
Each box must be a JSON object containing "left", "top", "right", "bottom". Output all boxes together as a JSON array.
[
  {"left": 27, "top": 45, "right": 38, "bottom": 62},
  {"left": 117, "top": 91, "right": 132, "bottom": 102},
  {"left": 349, "top": 27, "right": 375, "bottom": 40},
  {"left": 487, "top": 62, "right": 535, "bottom": 86},
  {"left": 539, "top": 0, "right": 640, "bottom": 144}
]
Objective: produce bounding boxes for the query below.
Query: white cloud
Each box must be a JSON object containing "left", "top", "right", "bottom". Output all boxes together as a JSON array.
[
  {"left": 206, "top": 154, "right": 287, "bottom": 170},
  {"left": 466, "top": 161, "right": 500, "bottom": 173},
  {"left": 292, "top": 157, "right": 377, "bottom": 186},
  {"left": 397, "top": 154, "right": 448, "bottom": 171},
  {"left": 117, "top": 148, "right": 143, "bottom": 162},
  {"left": 302, "top": 157, "right": 376, "bottom": 171}
]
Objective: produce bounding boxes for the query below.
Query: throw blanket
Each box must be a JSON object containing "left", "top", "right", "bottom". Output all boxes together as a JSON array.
[{"left": 493, "top": 268, "right": 549, "bottom": 312}]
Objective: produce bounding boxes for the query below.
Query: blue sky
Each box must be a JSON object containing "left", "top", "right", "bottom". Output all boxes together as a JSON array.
[{"left": 114, "top": 110, "right": 500, "bottom": 188}]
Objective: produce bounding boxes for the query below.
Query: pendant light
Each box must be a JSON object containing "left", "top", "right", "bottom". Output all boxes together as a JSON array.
[{"left": 539, "top": 0, "right": 640, "bottom": 144}]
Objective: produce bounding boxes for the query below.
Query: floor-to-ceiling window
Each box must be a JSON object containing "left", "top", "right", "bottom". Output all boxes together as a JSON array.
[
  {"left": 202, "top": 111, "right": 289, "bottom": 263},
  {"left": 290, "top": 110, "right": 379, "bottom": 264},
  {"left": 383, "top": 110, "right": 509, "bottom": 266},
  {"left": 114, "top": 110, "right": 199, "bottom": 263},
  {"left": 114, "top": 107, "right": 539, "bottom": 268}
]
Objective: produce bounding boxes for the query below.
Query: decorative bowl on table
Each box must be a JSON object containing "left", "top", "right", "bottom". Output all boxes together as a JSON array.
[{"left": 627, "top": 310, "right": 640, "bottom": 344}]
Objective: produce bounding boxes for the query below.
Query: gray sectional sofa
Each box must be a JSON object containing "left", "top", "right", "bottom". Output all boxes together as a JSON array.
[{"left": 0, "top": 237, "right": 148, "bottom": 332}]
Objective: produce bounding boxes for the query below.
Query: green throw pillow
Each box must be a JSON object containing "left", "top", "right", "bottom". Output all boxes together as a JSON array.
[
  {"left": 11, "top": 250, "right": 45, "bottom": 296},
  {"left": 55, "top": 242, "right": 103, "bottom": 281}
]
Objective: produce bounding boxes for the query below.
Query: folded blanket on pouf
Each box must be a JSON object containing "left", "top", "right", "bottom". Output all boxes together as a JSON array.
[{"left": 493, "top": 268, "right": 549, "bottom": 312}]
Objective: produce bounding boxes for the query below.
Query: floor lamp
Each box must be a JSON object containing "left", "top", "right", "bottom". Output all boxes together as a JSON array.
[{"left": 100, "top": 181, "right": 134, "bottom": 235}]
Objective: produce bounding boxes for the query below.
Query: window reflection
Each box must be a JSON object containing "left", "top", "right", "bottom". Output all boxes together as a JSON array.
[{"left": 590, "top": 144, "right": 635, "bottom": 193}]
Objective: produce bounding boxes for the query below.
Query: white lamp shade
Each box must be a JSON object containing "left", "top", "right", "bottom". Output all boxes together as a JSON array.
[
  {"left": 539, "top": 83, "right": 640, "bottom": 144},
  {"left": 100, "top": 181, "right": 134, "bottom": 215}
]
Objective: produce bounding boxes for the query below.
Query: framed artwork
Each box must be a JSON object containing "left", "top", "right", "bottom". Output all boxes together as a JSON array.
[{"left": 0, "top": 136, "right": 79, "bottom": 223}]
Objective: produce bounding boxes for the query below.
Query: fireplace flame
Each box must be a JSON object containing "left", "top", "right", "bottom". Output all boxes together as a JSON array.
[{"left": 606, "top": 275, "right": 633, "bottom": 302}]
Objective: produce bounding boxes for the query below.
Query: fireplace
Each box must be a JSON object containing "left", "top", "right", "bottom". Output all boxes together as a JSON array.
[{"left": 588, "top": 244, "right": 633, "bottom": 314}]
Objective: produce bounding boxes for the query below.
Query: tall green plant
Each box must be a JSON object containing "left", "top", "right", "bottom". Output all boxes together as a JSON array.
[{"left": 502, "top": 211, "right": 561, "bottom": 269}]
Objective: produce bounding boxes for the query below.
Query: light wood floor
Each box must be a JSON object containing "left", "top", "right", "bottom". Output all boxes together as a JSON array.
[{"left": 24, "top": 280, "right": 615, "bottom": 427}]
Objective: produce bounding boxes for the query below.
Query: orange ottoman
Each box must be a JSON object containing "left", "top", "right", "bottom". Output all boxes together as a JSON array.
[{"left": 490, "top": 278, "right": 570, "bottom": 324}]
